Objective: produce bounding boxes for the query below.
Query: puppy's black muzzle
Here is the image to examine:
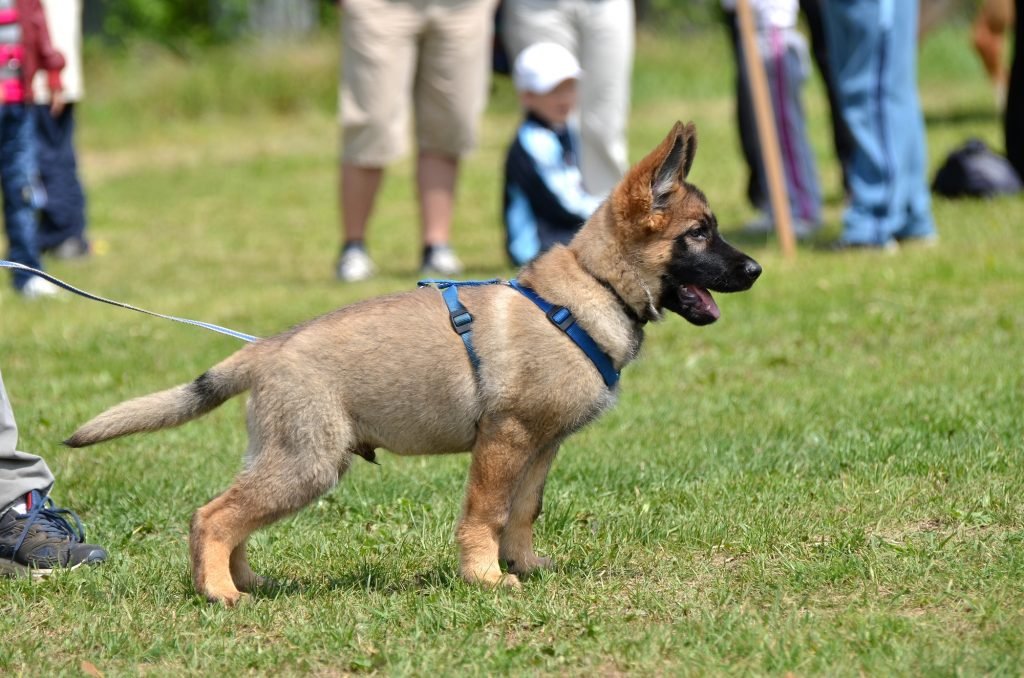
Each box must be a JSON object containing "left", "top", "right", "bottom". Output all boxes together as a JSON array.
[
  {"left": 660, "top": 233, "right": 762, "bottom": 325},
  {"left": 706, "top": 240, "right": 761, "bottom": 293},
  {"left": 725, "top": 257, "right": 761, "bottom": 291}
]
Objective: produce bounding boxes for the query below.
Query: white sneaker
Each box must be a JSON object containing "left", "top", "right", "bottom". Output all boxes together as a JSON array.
[
  {"left": 335, "top": 246, "right": 376, "bottom": 282},
  {"left": 421, "top": 245, "right": 463, "bottom": 276},
  {"left": 19, "top": 276, "right": 61, "bottom": 299}
]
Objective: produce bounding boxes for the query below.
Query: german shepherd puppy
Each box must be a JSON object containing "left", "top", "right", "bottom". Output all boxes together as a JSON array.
[{"left": 67, "top": 122, "right": 761, "bottom": 605}]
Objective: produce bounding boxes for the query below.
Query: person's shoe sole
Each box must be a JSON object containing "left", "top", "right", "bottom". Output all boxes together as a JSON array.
[{"left": 1, "top": 559, "right": 103, "bottom": 580}]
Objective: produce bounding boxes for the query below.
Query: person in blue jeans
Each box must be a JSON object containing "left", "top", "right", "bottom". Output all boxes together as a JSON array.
[
  {"left": 821, "top": 0, "right": 937, "bottom": 249},
  {"left": 1, "top": 0, "right": 66, "bottom": 297},
  {"left": 0, "top": 107, "right": 46, "bottom": 289}
]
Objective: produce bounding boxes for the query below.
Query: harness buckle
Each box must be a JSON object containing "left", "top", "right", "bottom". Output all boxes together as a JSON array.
[
  {"left": 546, "top": 306, "right": 575, "bottom": 331},
  {"left": 450, "top": 309, "right": 474, "bottom": 335}
]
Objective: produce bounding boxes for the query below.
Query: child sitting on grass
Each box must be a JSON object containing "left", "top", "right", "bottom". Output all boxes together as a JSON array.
[{"left": 503, "top": 42, "right": 603, "bottom": 266}]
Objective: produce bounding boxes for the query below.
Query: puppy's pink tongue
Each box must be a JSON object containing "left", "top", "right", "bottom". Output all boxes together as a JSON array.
[{"left": 685, "top": 285, "right": 720, "bottom": 319}]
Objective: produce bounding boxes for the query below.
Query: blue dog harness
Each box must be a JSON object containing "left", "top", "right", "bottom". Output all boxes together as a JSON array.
[{"left": 418, "top": 278, "right": 620, "bottom": 388}]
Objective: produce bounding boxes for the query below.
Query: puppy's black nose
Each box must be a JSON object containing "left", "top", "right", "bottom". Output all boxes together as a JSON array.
[{"left": 743, "top": 259, "right": 762, "bottom": 282}]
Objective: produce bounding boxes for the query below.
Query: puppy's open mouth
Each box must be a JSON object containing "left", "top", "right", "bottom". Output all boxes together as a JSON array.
[{"left": 678, "top": 284, "right": 720, "bottom": 325}]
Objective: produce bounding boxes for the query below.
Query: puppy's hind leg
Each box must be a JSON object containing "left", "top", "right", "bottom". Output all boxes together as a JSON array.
[
  {"left": 229, "top": 538, "right": 271, "bottom": 593},
  {"left": 191, "top": 438, "right": 354, "bottom": 606},
  {"left": 500, "top": 442, "right": 560, "bottom": 577}
]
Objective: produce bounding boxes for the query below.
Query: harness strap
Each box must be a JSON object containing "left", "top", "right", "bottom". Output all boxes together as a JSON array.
[
  {"left": 419, "top": 278, "right": 502, "bottom": 376},
  {"left": 507, "top": 279, "right": 620, "bottom": 388},
  {"left": 442, "top": 284, "right": 480, "bottom": 373},
  {"left": 424, "top": 277, "right": 621, "bottom": 389}
]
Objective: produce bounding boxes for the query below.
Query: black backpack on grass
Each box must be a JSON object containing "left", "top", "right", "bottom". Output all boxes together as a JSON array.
[{"left": 932, "top": 138, "right": 1023, "bottom": 198}]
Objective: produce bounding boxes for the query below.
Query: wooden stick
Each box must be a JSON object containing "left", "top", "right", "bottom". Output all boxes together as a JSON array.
[{"left": 735, "top": 0, "right": 796, "bottom": 258}]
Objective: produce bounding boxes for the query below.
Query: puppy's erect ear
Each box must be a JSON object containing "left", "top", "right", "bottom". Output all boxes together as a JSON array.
[
  {"left": 652, "top": 122, "right": 697, "bottom": 210},
  {"left": 611, "top": 121, "right": 699, "bottom": 238}
]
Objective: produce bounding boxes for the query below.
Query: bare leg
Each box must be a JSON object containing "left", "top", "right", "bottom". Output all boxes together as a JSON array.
[
  {"left": 972, "top": 0, "right": 1012, "bottom": 106},
  {"left": 416, "top": 151, "right": 458, "bottom": 247},
  {"left": 973, "top": 20, "right": 1005, "bottom": 83},
  {"left": 341, "top": 163, "right": 384, "bottom": 244},
  {"left": 457, "top": 417, "right": 536, "bottom": 588},
  {"left": 500, "top": 443, "right": 560, "bottom": 577}
]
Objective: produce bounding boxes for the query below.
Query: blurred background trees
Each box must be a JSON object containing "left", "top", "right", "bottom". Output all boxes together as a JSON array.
[
  {"left": 86, "top": 0, "right": 977, "bottom": 46},
  {"left": 85, "top": 0, "right": 725, "bottom": 45}
]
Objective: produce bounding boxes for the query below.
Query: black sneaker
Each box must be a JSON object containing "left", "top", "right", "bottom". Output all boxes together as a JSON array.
[
  {"left": 0, "top": 490, "right": 107, "bottom": 579},
  {"left": 420, "top": 244, "right": 464, "bottom": 276}
]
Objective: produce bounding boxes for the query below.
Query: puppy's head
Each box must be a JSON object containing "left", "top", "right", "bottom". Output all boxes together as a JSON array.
[{"left": 610, "top": 121, "right": 761, "bottom": 325}]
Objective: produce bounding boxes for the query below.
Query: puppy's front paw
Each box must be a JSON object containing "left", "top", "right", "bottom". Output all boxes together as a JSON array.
[
  {"left": 203, "top": 586, "right": 249, "bottom": 607},
  {"left": 235, "top": 573, "right": 278, "bottom": 593},
  {"left": 505, "top": 554, "right": 554, "bottom": 576},
  {"left": 461, "top": 562, "right": 522, "bottom": 589},
  {"left": 495, "top": 573, "right": 523, "bottom": 589}
]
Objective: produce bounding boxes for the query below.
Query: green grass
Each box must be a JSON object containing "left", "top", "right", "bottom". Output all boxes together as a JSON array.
[{"left": 2, "top": 25, "right": 1023, "bottom": 675}]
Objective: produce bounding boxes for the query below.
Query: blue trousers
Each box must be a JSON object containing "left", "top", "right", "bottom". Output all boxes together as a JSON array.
[
  {"left": 1, "top": 104, "right": 44, "bottom": 290},
  {"left": 822, "top": 0, "right": 936, "bottom": 245},
  {"left": 33, "top": 104, "right": 88, "bottom": 252}
]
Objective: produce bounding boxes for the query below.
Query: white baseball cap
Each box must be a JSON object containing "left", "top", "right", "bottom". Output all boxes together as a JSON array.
[{"left": 512, "top": 42, "right": 583, "bottom": 94}]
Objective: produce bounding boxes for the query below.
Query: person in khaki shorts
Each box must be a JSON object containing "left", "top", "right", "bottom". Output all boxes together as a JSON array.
[
  {"left": 502, "top": 0, "right": 634, "bottom": 196},
  {"left": 335, "top": 0, "right": 497, "bottom": 282}
]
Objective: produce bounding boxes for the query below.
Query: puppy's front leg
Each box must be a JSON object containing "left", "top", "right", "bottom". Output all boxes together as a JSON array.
[
  {"left": 501, "top": 442, "right": 559, "bottom": 576},
  {"left": 457, "top": 416, "right": 535, "bottom": 588}
]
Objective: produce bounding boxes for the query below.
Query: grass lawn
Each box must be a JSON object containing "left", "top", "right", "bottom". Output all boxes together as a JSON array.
[{"left": 1, "top": 23, "right": 1022, "bottom": 676}]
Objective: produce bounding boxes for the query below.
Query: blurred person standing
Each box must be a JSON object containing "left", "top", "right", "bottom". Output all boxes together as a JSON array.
[
  {"left": 821, "top": 0, "right": 937, "bottom": 249},
  {"left": 722, "top": 0, "right": 823, "bottom": 239},
  {"left": 722, "top": 0, "right": 853, "bottom": 210},
  {"left": 0, "top": 0, "right": 64, "bottom": 297},
  {"left": 501, "top": 0, "right": 634, "bottom": 196},
  {"left": 335, "top": 0, "right": 497, "bottom": 282},
  {"left": 32, "top": 0, "right": 88, "bottom": 259}
]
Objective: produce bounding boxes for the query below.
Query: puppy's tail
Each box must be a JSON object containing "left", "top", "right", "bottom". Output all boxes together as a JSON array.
[{"left": 65, "top": 347, "right": 257, "bottom": 448}]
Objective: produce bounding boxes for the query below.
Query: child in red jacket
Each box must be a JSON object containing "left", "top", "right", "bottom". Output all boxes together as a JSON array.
[{"left": 1, "top": 0, "right": 64, "bottom": 297}]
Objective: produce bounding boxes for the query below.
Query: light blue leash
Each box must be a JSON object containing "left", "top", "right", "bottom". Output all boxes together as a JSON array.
[
  {"left": 4, "top": 262, "right": 620, "bottom": 385},
  {"left": 1, "top": 260, "right": 258, "bottom": 343}
]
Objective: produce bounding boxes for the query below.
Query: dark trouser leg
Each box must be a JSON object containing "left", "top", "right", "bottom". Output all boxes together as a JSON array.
[
  {"left": 33, "top": 104, "right": 88, "bottom": 252},
  {"left": 801, "top": 0, "right": 855, "bottom": 190},
  {"left": 1006, "top": 0, "right": 1024, "bottom": 178},
  {"left": 723, "top": 9, "right": 768, "bottom": 209}
]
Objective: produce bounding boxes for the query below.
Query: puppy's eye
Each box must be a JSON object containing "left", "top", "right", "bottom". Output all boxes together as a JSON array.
[{"left": 689, "top": 226, "right": 709, "bottom": 240}]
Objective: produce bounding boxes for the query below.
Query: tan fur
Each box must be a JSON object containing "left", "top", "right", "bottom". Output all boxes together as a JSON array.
[{"left": 68, "top": 122, "right": 737, "bottom": 605}]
